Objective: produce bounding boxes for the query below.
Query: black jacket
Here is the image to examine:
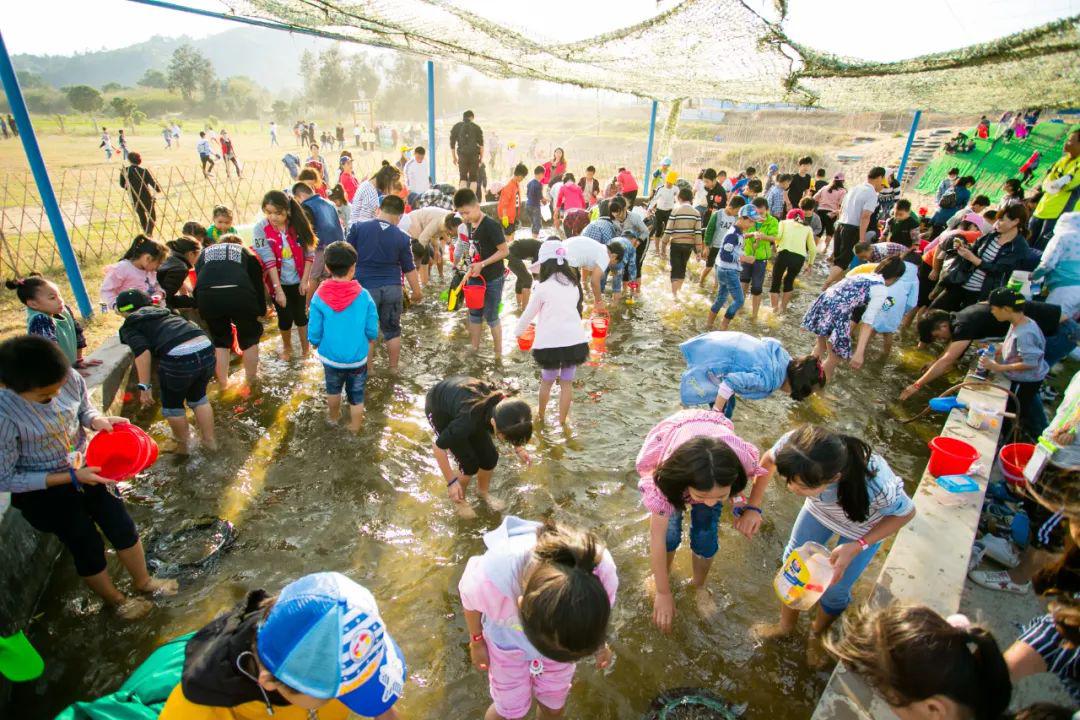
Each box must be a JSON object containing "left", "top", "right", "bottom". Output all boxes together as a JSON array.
[
  {"left": 157, "top": 252, "right": 196, "bottom": 309},
  {"left": 947, "top": 231, "right": 1030, "bottom": 299},
  {"left": 119, "top": 165, "right": 160, "bottom": 203},
  {"left": 118, "top": 306, "right": 206, "bottom": 358},
  {"left": 194, "top": 243, "right": 267, "bottom": 311},
  {"left": 424, "top": 376, "right": 502, "bottom": 450}
]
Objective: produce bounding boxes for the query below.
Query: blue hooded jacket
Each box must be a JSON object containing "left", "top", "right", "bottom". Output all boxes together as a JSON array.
[{"left": 680, "top": 331, "right": 791, "bottom": 406}]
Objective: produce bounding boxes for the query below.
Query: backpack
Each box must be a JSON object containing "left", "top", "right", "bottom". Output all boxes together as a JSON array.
[
  {"left": 938, "top": 188, "right": 958, "bottom": 209},
  {"left": 456, "top": 121, "right": 481, "bottom": 156}
]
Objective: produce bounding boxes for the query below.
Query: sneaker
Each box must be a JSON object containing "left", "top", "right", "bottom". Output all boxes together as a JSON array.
[
  {"left": 1040, "top": 385, "right": 1060, "bottom": 403},
  {"left": 968, "top": 541, "right": 987, "bottom": 572},
  {"left": 968, "top": 569, "right": 1031, "bottom": 594},
  {"left": 978, "top": 534, "right": 1020, "bottom": 569}
]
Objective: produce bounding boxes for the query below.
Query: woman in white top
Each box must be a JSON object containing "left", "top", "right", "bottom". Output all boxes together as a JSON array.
[{"left": 514, "top": 241, "right": 590, "bottom": 424}]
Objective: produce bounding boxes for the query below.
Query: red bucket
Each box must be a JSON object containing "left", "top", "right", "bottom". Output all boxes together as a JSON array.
[
  {"left": 518, "top": 324, "right": 536, "bottom": 351},
  {"left": 85, "top": 423, "right": 159, "bottom": 481},
  {"left": 927, "top": 436, "right": 979, "bottom": 477},
  {"left": 999, "top": 443, "right": 1035, "bottom": 487},
  {"left": 187, "top": 269, "right": 197, "bottom": 286},
  {"left": 590, "top": 312, "right": 610, "bottom": 338},
  {"left": 462, "top": 276, "right": 487, "bottom": 311}
]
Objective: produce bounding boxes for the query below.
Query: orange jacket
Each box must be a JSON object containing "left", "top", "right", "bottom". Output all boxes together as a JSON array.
[{"left": 498, "top": 178, "right": 521, "bottom": 224}]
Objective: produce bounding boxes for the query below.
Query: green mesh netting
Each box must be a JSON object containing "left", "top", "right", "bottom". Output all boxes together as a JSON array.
[{"left": 221, "top": 0, "right": 1079, "bottom": 112}]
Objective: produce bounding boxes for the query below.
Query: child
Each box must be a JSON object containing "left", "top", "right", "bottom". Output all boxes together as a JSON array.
[
  {"left": 307, "top": 242, "right": 379, "bottom": 433},
  {"left": 157, "top": 572, "right": 405, "bottom": 720},
  {"left": 979, "top": 288, "right": 1050, "bottom": 440},
  {"left": 206, "top": 205, "right": 236, "bottom": 244},
  {"left": 298, "top": 166, "right": 328, "bottom": 199},
  {"left": 328, "top": 184, "right": 351, "bottom": 230},
  {"left": 459, "top": 516, "right": 616, "bottom": 720},
  {"left": 156, "top": 237, "right": 201, "bottom": 311},
  {"left": 0, "top": 335, "right": 175, "bottom": 620},
  {"left": 196, "top": 131, "right": 217, "bottom": 177},
  {"left": 116, "top": 289, "right": 216, "bottom": 454},
  {"left": 554, "top": 173, "right": 586, "bottom": 230},
  {"left": 579, "top": 165, "right": 600, "bottom": 207},
  {"left": 848, "top": 241, "right": 873, "bottom": 269},
  {"left": 182, "top": 221, "right": 209, "bottom": 246},
  {"left": 252, "top": 190, "right": 317, "bottom": 359},
  {"left": 454, "top": 189, "right": 510, "bottom": 356},
  {"left": 699, "top": 196, "right": 744, "bottom": 288},
  {"left": 826, "top": 605, "right": 1011, "bottom": 719},
  {"left": 499, "top": 163, "right": 528, "bottom": 242},
  {"left": 6, "top": 274, "right": 99, "bottom": 372},
  {"left": 883, "top": 199, "right": 920, "bottom": 247},
  {"left": 514, "top": 241, "right": 590, "bottom": 425},
  {"left": 663, "top": 186, "right": 703, "bottom": 298},
  {"left": 647, "top": 172, "right": 679, "bottom": 260},
  {"left": 526, "top": 166, "right": 544, "bottom": 237},
  {"left": 636, "top": 409, "right": 764, "bottom": 632},
  {"left": 753, "top": 425, "right": 915, "bottom": 667},
  {"left": 769, "top": 208, "right": 816, "bottom": 315},
  {"left": 425, "top": 376, "right": 532, "bottom": 518},
  {"left": 706, "top": 205, "right": 760, "bottom": 331},
  {"left": 741, "top": 197, "right": 777, "bottom": 322},
  {"left": 100, "top": 235, "right": 166, "bottom": 311},
  {"left": 603, "top": 234, "right": 637, "bottom": 304}
]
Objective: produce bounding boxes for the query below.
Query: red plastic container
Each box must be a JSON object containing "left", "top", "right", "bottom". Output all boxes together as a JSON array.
[
  {"left": 187, "top": 269, "right": 197, "bottom": 286},
  {"left": 590, "top": 312, "right": 610, "bottom": 339},
  {"left": 999, "top": 442, "right": 1035, "bottom": 486},
  {"left": 85, "top": 424, "right": 159, "bottom": 481},
  {"left": 927, "top": 436, "right": 980, "bottom": 477},
  {"left": 462, "top": 276, "right": 487, "bottom": 310},
  {"left": 518, "top": 324, "right": 536, "bottom": 351}
]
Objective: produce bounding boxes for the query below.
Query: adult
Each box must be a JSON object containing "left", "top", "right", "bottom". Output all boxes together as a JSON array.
[
  {"left": 679, "top": 331, "right": 824, "bottom": 419},
  {"left": 335, "top": 123, "right": 345, "bottom": 152},
  {"left": 194, "top": 235, "right": 266, "bottom": 390},
  {"left": 1032, "top": 212, "right": 1080, "bottom": 322},
  {"left": 0, "top": 335, "right": 175, "bottom": 619},
  {"left": 219, "top": 129, "right": 242, "bottom": 179},
  {"left": 337, "top": 154, "right": 359, "bottom": 203},
  {"left": 931, "top": 176, "right": 975, "bottom": 236},
  {"left": 813, "top": 173, "right": 846, "bottom": 243},
  {"left": 825, "top": 167, "right": 884, "bottom": 289},
  {"left": 454, "top": 189, "right": 508, "bottom": 355},
  {"left": 562, "top": 235, "right": 609, "bottom": 309},
  {"left": 403, "top": 146, "right": 432, "bottom": 205},
  {"left": 119, "top": 152, "right": 161, "bottom": 236},
  {"left": 1029, "top": 129, "right": 1080, "bottom": 251},
  {"left": 8, "top": 114, "right": 18, "bottom": 137},
  {"left": 901, "top": 299, "right": 1066, "bottom": 400},
  {"left": 787, "top": 156, "right": 813, "bottom": 210},
  {"left": 402, "top": 206, "right": 457, "bottom": 284},
  {"left": 292, "top": 182, "right": 344, "bottom": 298},
  {"left": 344, "top": 195, "right": 422, "bottom": 372},
  {"left": 349, "top": 164, "right": 400, "bottom": 227},
  {"left": 929, "top": 203, "right": 1031, "bottom": 311},
  {"left": 449, "top": 110, "right": 484, "bottom": 192},
  {"left": 617, "top": 167, "right": 639, "bottom": 209},
  {"left": 541, "top": 147, "right": 567, "bottom": 186}
]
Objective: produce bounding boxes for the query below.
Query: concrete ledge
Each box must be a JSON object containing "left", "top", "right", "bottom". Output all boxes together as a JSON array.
[
  {"left": 812, "top": 370, "right": 1011, "bottom": 719},
  {"left": 0, "top": 337, "right": 132, "bottom": 713}
]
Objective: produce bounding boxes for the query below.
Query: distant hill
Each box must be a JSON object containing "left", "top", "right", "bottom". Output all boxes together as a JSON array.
[{"left": 12, "top": 27, "right": 335, "bottom": 92}]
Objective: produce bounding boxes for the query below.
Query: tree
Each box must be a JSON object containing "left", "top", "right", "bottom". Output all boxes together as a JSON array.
[
  {"left": 66, "top": 85, "right": 104, "bottom": 130},
  {"left": 167, "top": 44, "right": 214, "bottom": 101},
  {"left": 138, "top": 69, "right": 168, "bottom": 89},
  {"left": 272, "top": 100, "right": 291, "bottom": 124},
  {"left": 349, "top": 53, "right": 380, "bottom": 101},
  {"left": 15, "top": 70, "right": 45, "bottom": 89},
  {"left": 110, "top": 96, "right": 137, "bottom": 128},
  {"left": 102, "top": 82, "right": 125, "bottom": 93}
]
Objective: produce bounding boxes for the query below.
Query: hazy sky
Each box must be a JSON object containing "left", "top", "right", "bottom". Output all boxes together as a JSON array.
[{"left": 2, "top": 0, "right": 1077, "bottom": 61}]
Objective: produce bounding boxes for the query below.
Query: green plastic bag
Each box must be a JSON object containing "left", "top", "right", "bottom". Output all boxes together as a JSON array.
[{"left": 54, "top": 633, "right": 193, "bottom": 720}]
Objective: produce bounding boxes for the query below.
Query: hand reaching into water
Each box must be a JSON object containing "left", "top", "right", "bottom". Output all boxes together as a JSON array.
[
  {"left": 469, "top": 640, "right": 489, "bottom": 672},
  {"left": 653, "top": 591, "right": 675, "bottom": 633}
]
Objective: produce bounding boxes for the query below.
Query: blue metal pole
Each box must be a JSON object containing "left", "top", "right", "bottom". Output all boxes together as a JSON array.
[
  {"left": 643, "top": 100, "right": 658, "bottom": 198},
  {"left": 896, "top": 109, "right": 923, "bottom": 190},
  {"left": 0, "top": 31, "right": 93, "bottom": 318},
  {"left": 426, "top": 60, "right": 436, "bottom": 184}
]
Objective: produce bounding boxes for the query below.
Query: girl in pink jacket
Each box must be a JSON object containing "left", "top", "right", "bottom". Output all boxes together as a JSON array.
[{"left": 99, "top": 235, "right": 166, "bottom": 310}]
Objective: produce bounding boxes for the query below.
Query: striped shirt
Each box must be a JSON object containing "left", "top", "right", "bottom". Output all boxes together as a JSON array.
[
  {"left": 1019, "top": 614, "right": 1079, "bottom": 702},
  {"left": 663, "top": 204, "right": 703, "bottom": 245},
  {"left": 0, "top": 371, "right": 100, "bottom": 494},
  {"left": 348, "top": 179, "right": 381, "bottom": 227},
  {"left": 963, "top": 237, "right": 1001, "bottom": 291},
  {"left": 769, "top": 431, "right": 914, "bottom": 538}
]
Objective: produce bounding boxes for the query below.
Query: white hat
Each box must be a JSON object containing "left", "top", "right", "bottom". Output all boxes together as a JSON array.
[{"left": 529, "top": 239, "right": 567, "bottom": 273}]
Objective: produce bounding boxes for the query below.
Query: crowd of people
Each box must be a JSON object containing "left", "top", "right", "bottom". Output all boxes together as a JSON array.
[{"left": 3, "top": 109, "right": 1079, "bottom": 719}]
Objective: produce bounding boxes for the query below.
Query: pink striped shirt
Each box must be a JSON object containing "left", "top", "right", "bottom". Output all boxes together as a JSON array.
[{"left": 636, "top": 409, "right": 766, "bottom": 516}]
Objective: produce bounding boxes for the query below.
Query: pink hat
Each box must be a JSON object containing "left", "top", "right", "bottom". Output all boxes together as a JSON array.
[
  {"left": 833, "top": 172, "right": 845, "bottom": 181},
  {"left": 963, "top": 212, "right": 990, "bottom": 234},
  {"left": 786, "top": 209, "right": 805, "bottom": 221}
]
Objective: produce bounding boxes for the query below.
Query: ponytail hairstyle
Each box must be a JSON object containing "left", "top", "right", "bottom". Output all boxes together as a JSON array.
[
  {"left": 459, "top": 378, "right": 533, "bottom": 446},
  {"left": 825, "top": 604, "right": 1011, "bottom": 720},
  {"left": 539, "top": 258, "right": 579, "bottom": 287},
  {"left": 166, "top": 237, "right": 200, "bottom": 256},
  {"left": 372, "top": 164, "right": 400, "bottom": 195},
  {"left": 653, "top": 436, "right": 748, "bottom": 511},
  {"left": 261, "top": 190, "right": 317, "bottom": 249},
  {"left": 519, "top": 520, "right": 611, "bottom": 663},
  {"left": 4, "top": 273, "right": 49, "bottom": 305},
  {"left": 775, "top": 425, "right": 872, "bottom": 522},
  {"left": 876, "top": 255, "right": 906, "bottom": 281},
  {"left": 121, "top": 234, "right": 167, "bottom": 263},
  {"left": 786, "top": 355, "right": 825, "bottom": 401},
  {"left": 443, "top": 214, "right": 463, "bottom": 234}
]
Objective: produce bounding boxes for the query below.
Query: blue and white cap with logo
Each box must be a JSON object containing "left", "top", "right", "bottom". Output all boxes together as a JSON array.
[{"left": 257, "top": 572, "right": 406, "bottom": 716}]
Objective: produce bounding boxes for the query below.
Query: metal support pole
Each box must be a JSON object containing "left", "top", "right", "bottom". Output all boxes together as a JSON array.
[
  {"left": 426, "top": 60, "right": 436, "bottom": 184},
  {"left": 0, "top": 31, "right": 93, "bottom": 318},
  {"left": 896, "top": 109, "right": 923, "bottom": 190},
  {"left": 643, "top": 100, "right": 659, "bottom": 198}
]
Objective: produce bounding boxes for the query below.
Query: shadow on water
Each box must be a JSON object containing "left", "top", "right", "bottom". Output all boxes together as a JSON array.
[{"left": 14, "top": 255, "right": 942, "bottom": 719}]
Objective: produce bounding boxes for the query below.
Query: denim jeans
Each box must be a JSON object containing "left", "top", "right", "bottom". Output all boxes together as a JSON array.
[
  {"left": 158, "top": 346, "right": 216, "bottom": 417},
  {"left": 469, "top": 274, "right": 505, "bottom": 326},
  {"left": 711, "top": 267, "right": 745, "bottom": 317},
  {"left": 665, "top": 502, "right": 724, "bottom": 558},
  {"left": 527, "top": 205, "right": 543, "bottom": 235},
  {"left": 782, "top": 505, "right": 881, "bottom": 616},
  {"left": 323, "top": 364, "right": 369, "bottom": 405},
  {"left": 1045, "top": 318, "right": 1080, "bottom": 367}
]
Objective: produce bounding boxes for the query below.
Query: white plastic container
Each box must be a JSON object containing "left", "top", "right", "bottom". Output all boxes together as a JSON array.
[
  {"left": 774, "top": 541, "right": 834, "bottom": 610},
  {"left": 966, "top": 402, "right": 1003, "bottom": 432}
]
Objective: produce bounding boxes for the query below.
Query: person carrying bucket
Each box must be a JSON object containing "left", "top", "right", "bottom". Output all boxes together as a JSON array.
[
  {"left": 752, "top": 425, "right": 915, "bottom": 668},
  {"left": 454, "top": 188, "right": 510, "bottom": 356},
  {"left": 514, "top": 241, "right": 590, "bottom": 425}
]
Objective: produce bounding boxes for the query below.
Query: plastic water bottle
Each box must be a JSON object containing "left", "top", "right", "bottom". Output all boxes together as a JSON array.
[
  {"left": 974, "top": 344, "right": 995, "bottom": 380},
  {"left": 774, "top": 542, "right": 834, "bottom": 610}
]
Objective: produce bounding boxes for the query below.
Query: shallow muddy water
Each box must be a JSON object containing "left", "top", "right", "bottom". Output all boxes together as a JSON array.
[{"left": 15, "top": 252, "right": 942, "bottom": 719}]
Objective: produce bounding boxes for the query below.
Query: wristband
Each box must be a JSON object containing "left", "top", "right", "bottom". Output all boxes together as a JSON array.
[
  {"left": 447, "top": 477, "right": 460, "bottom": 488},
  {"left": 69, "top": 467, "right": 82, "bottom": 492},
  {"left": 857, "top": 537, "right": 869, "bottom": 551},
  {"left": 470, "top": 633, "right": 484, "bottom": 643},
  {"left": 137, "top": 383, "right": 151, "bottom": 392},
  {"left": 733, "top": 505, "right": 762, "bottom": 518}
]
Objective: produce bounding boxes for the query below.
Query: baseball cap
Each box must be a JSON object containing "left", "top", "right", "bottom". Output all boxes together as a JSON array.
[
  {"left": 833, "top": 172, "right": 845, "bottom": 181},
  {"left": 962, "top": 212, "right": 991, "bottom": 235},
  {"left": 786, "top": 209, "right": 805, "bottom": 221},
  {"left": 661, "top": 156, "right": 672, "bottom": 165},
  {"left": 256, "top": 572, "right": 406, "bottom": 717},
  {"left": 116, "top": 289, "right": 152, "bottom": 313},
  {"left": 529, "top": 239, "right": 568, "bottom": 273},
  {"left": 988, "top": 287, "right": 1025, "bottom": 309},
  {"left": 768, "top": 163, "right": 779, "bottom": 173},
  {"left": 738, "top": 205, "right": 762, "bottom": 221}
]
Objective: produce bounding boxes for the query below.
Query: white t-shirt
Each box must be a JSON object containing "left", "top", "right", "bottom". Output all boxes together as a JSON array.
[
  {"left": 564, "top": 235, "right": 610, "bottom": 272},
  {"left": 838, "top": 182, "right": 879, "bottom": 227},
  {"left": 403, "top": 157, "right": 431, "bottom": 195}
]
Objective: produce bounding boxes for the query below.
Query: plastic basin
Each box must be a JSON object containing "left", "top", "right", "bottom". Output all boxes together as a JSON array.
[
  {"left": 927, "top": 436, "right": 979, "bottom": 477},
  {"left": 999, "top": 443, "right": 1035, "bottom": 486}
]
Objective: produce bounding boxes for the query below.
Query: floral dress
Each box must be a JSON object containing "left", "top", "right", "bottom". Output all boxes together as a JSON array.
[{"left": 801, "top": 275, "right": 890, "bottom": 358}]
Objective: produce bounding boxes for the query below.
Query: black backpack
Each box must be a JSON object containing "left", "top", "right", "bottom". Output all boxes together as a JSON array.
[
  {"left": 456, "top": 121, "right": 481, "bottom": 156},
  {"left": 939, "top": 188, "right": 959, "bottom": 209}
]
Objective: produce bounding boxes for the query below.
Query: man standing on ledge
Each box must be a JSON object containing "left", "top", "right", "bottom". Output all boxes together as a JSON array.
[{"left": 450, "top": 110, "right": 484, "bottom": 193}]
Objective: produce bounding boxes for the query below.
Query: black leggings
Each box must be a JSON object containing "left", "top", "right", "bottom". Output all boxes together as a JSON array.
[
  {"left": 652, "top": 209, "right": 671, "bottom": 238},
  {"left": 929, "top": 284, "right": 979, "bottom": 312},
  {"left": 770, "top": 249, "right": 806, "bottom": 293},
  {"left": 508, "top": 255, "right": 534, "bottom": 293},
  {"left": 669, "top": 244, "right": 694, "bottom": 280},
  {"left": 622, "top": 190, "right": 638, "bottom": 209},
  {"left": 816, "top": 209, "right": 836, "bottom": 237},
  {"left": 13, "top": 483, "right": 139, "bottom": 577},
  {"left": 274, "top": 283, "right": 308, "bottom": 331}
]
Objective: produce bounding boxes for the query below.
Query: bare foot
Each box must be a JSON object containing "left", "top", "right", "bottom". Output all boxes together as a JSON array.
[
  {"left": 694, "top": 585, "right": 718, "bottom": 619},
  {"left": 202, "top": 439, "right": 218, "bottom": 451},
  {"left": 480, "top": 494, "right": 506, "bottom": 512},
  {"left": 751, "top": 622, "right": 796, "bottom": 641},
  {"left": 806, "top": 632, "right": 832, "bottom": 670},
  {"left": 454, "top": 501, "right": 477, "bottom": 519},
  {"left": 136, "top": 577, "right": 179, "bottom": 596},
  {"left": 115, "top": 596, "right": 153, "bottom": 620}
]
